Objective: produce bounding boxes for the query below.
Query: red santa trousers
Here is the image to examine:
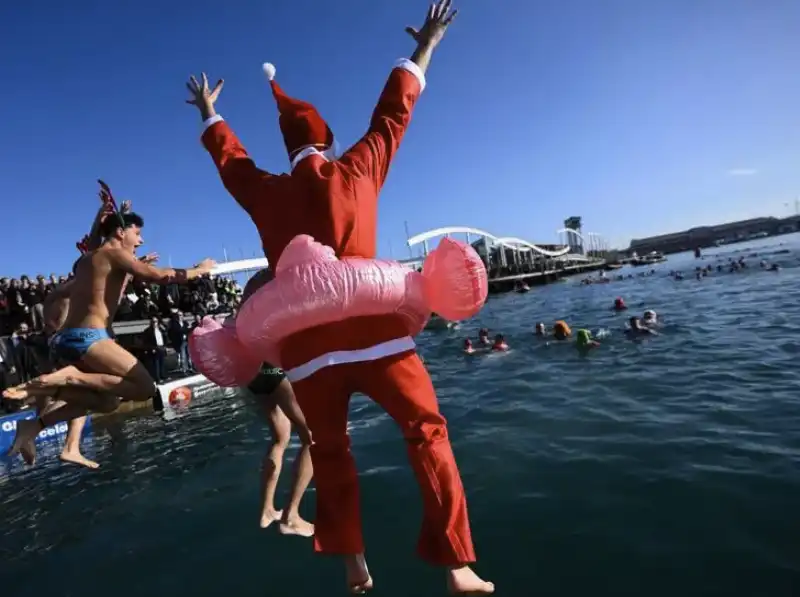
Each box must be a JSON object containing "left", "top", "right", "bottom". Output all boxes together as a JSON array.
[{"left": 289, "top": 349, "right": 476, "bottom": 566}]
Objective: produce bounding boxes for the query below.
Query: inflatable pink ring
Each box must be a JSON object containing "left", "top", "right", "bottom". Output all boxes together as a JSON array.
[
  {"left": 236, "top": 235, "right": 488, "bottom": 363},
  {"left": 189, "top": 234, "right": 488, "bottom": 383},
  {"left": 188, "top": 316, "right": 262, "bottom": 387}
]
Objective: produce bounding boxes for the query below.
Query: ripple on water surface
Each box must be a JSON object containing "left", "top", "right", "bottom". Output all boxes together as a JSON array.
[{"left": 2, "top": 236, "right": 800, "bottom": 596}]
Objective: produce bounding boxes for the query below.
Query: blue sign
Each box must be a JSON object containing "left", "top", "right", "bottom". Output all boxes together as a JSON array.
[{"left": 0, "top": 410, "right": 93, "bottom": 453}]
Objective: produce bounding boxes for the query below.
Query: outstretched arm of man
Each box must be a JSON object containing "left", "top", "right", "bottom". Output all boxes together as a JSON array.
[
  {"left": 187, "top": 73, "right": 274, "bottom": 214},
  {"left": 86, "top": 199, "right": 116, "bottom": 251},
  {"left": 109, "top": 249, "right": 216, "bottom": 285},
  {"left": 339, "top": 0, "right": 457, "bottom": 191}
]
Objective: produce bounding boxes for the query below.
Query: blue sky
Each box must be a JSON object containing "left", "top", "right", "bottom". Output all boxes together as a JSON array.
[{"left": 2, "top": 0, "right": 799, "bottom": 276}]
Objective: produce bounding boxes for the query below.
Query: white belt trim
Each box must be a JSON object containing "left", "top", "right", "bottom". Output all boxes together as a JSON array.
[{"left": 285, "top": 336, "right": 416, "bottom": 383}]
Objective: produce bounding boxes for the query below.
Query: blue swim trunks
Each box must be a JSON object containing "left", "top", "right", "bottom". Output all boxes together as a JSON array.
[{"left": 50, "top": 328, "right": 110, "bottom": 366}]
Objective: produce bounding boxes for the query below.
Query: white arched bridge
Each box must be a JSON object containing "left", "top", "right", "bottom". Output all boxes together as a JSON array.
[
  {"left": 197, "top": 226, "right": 609, "bottom": 294},
  {"left": 405, "top": 225, "right": 610, "bottom": 271}
]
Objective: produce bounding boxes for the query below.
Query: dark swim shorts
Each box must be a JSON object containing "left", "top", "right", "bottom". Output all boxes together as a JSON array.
[{"left": 246, "top": 362, "right": 286, "bottom": 396}]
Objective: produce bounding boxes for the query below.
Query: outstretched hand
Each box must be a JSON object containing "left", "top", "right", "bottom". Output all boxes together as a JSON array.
[
  {"left": 139, "top": 253, "right": 159, "bottom": 264},
  {"left": 405, "top": 0, "right": 458, "bottom": 48},
  {"left": 186, "top": 73, "right": 224, "bottom": 109},
  {"left": 195, "top": 258, "right": 217, "bottom": 274}
]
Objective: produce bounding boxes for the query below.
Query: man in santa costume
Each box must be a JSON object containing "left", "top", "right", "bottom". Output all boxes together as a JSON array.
[{"left": 187, "top": 1, "right": 492, "bottom": 593}]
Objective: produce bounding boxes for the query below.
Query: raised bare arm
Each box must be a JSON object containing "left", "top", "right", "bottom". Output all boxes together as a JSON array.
[
  {"left": 406, "top": 0, "right": 458, "bottom": 74},
  {"left": 108, "top": 249, "right": 216, "bottom": 285}
]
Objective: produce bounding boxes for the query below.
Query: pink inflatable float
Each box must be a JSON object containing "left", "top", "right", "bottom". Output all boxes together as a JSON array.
[
  {"left": 190, "top": 234, "right": 487, "bottom": 384},
  {"left": 188, "top": 316, "right": 262, "bottom": 387}
]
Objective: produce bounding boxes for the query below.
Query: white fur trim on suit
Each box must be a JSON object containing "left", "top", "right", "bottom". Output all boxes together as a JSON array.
[
  {"left": 393, "top": 58, "right": 426, "bottom": 92},
  {"left": 202, "top": 114, "right": 224, "bottom": 132},
  {"left": 262, "top": 62, "right": 276, "bottom": 81},
  {"left": 289, "top": 141, "right": 338, "bottom": 171},
  {"left": 285, "top": 336, "right": 416, "bottom": 382}
]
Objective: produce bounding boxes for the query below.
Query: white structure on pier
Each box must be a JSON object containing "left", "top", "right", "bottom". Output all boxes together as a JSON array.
[{"left": 406, "top": 225, "right": 609, "bottom": 269}]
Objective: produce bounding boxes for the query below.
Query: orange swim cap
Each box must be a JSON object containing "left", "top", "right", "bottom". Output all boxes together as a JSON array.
[{"left": 553, "top": 320, "right": 572, "bottom": 337}]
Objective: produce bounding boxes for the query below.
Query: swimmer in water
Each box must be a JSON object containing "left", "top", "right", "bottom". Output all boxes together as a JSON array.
[
  {"left": 575, "top": 329, "right": 600, "bottom": 353},
  {"left": 463, "top": 339, "right": 476, "bottom": 355},
  {"left": 613, "top": 297, "right": 627, "bottom": 311},
  {"left": 4, "top": 208, "right": 215, "bottom": 465},
  {"left": 553, "top": 321, "right": 571, "bottom": 341},
  {"left": 643, "top": 309, "right": 657, "bottom": 326},
  {"left": 478, "top": 328, "right": 491, "bottom": 346},
  {"left": 625, "top": 315, "right": 657, "bottom": 338},
  {"left": 534, "top": 322, "right": 546, "bottom": 336},
  {"left": 240, "top": 269, "right": 314, "bottom": 537},
  {"left": 491, "top": 334, "right": 508, "bottom": 352}
]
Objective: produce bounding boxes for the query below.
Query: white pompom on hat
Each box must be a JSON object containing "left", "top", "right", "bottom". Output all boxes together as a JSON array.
[
  {"left": 260, "top": 61, "right": 334, "bottom": 158},
  {"left": 262, "top": 62, "right": 276, "bottom": 81}
]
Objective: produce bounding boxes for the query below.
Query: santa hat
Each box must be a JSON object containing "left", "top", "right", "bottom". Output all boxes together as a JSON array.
[{"left": 262, "top": 63, "right": 334, "bottom": 159}]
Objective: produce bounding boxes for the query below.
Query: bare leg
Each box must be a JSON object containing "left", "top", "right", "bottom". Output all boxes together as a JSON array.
[
  {"left": 3, "top": 340, "right": 155, "bottom": 402},
  {"left": 59, "top": 417, "right": 99, "bottom": 469},
  {"left": 259, "top": 397, "right": 289, "bottom": 529},
  {"left": 279, "top": 443, "right": 314, "bottom": 537},
  {"left": 38, "top": 397, "right": 99, "bottom": 469},
  {"left": 344, "top": 554, "right": 373, "bottom": 594},
  {"left": 7, "top": 389, "right": 98, "bottom": 466},
  {"left": 267, "top": 380, "right": 315, "bottom": 537},
  {"left": 4, "top": 366, "right": 148, "bottom": 402},
  {"left": 7, "top": 419, "right": 41, "bottom": 465}
]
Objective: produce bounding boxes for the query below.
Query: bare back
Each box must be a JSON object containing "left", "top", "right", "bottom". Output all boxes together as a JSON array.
[
  {"left": 62, "top": 247, "right": 130, "bottom": 330},
  {"left": 43, "top": 280, "right": 74, "bottom": 335}
]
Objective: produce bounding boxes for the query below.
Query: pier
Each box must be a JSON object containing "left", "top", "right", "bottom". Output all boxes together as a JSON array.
[
  {"left": 486, "top": 261, "right": 606, "bottom": 293},
  {"left": 404, "top": 224, "right": 611, "bottom": 294}
]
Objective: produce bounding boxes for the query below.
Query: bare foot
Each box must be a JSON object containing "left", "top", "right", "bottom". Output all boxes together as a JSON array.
[
  {"left": 260, "top": 508, "right": 283, "bottom": 529},
  {"left": 38, "top": 366, "right": 83, "bottom": 387},
  {"left": 60, "top": 450, "right": 100, "bottom": 469},
  {"left": 345, "top": 553, "right": 373, "bottom": 594},
  {"left": 279, "top": 515, "right": 314, "bottom": 538},
  {"left": 447, "top": 566, "right": 494, "bottom": 595},
  {"left": 2, "top": 367, "right": 81, "bottom": 400},
  {"left": 3, "top": 384, "right": 50, "bottom": 400},
  {"left": 7, "top": 419, "right": 41, "bottom": 466}
]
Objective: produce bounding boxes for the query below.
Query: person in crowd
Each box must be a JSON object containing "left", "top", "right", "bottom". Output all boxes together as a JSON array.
[
  {"left": 142, "top": 316, "right": 168, "bottom": 383},
  {"left": 167, "top": 311, "right": 191, "bottom": 374},
  {"left": 0, "top": 336, "right": 19, "bottom": 409},
  {"left": 4, "top": 209, "right": 215, "bottom": 466},
  {"left": 8, "top": 323, "right": 38, "bottom": 382}
]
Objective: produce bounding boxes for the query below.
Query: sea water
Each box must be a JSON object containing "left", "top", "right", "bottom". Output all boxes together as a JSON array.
[{"left": 1, "top": 235, "right": 799, "bottom": 597}]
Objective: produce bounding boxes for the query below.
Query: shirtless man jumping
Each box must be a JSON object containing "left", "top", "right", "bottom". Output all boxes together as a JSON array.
[
  {"left": 240, "top": 269, "right": 314, "bottom": 536},
  {"left": 5, "top": 211, "right": 215, "bottom": 464},
  {"left": 30, "top": 195, "right": 154, "bottom": 469},
  {"left": 34, "top": 272, "right": 99, "bottom": 468}
]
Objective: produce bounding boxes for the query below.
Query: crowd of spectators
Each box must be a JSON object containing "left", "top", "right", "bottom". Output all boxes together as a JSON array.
[{"left": 0, "top": 272, "right": 241, "bottom": 402}]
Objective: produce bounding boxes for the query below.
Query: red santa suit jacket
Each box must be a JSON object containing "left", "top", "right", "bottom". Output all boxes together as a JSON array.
[{"left": 201, "top": 59, "right": 427, "bottom": 376}]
